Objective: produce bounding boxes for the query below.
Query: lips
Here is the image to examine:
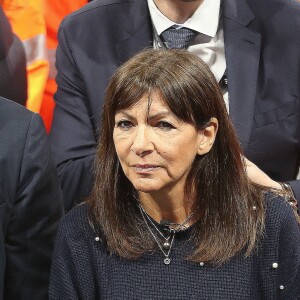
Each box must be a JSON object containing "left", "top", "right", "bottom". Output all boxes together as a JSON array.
[{"left": 132, "top": 164, "right": 160, "bottom": 172}]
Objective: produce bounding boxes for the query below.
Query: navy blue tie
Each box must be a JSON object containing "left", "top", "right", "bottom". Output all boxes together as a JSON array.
[{"left": 160, "top": 25, "right": 197, "bottom": 49}]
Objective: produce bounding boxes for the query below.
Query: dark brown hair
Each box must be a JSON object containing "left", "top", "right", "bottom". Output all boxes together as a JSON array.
[{"left": 88, "top": 49, "right": 265, "bottom": 265}]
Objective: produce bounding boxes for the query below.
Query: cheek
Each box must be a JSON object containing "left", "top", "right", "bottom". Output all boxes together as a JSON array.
[
  {"left": 115, "top": 148, "right": 128, "bottom": 168},
  {"left": 114, "top": 139, "right": 132, "bottom": 173},
  {"left": 164, "top": 143, "right": 198, "bottom": 172},
  {"left": 113, "top": 136, "right": 128, "bottom": 158},
  {"left": 113, "top": 141, "right": 122, "bottom": 157}
]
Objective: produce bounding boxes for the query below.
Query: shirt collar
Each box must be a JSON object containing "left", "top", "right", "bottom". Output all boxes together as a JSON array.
[{"left": 147, "top": 0, "right": 221, "bottom": 38}]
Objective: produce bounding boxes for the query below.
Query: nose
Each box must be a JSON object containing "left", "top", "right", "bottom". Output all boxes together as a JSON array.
[{"left": 131, "top": 125, "right": 154, "bottom": 157}]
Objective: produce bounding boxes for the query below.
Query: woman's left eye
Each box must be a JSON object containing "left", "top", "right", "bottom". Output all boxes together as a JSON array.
[{"left": 156, "top": 121, "right": 175, "bottom": 130}]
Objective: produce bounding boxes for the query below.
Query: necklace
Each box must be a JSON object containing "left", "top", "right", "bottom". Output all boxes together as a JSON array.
[
  {"left": 139, "top": 204, "right": 198, "bottom": 265},
  {"left": 139, "top": 205, "right": 175, "bottom": 265}
]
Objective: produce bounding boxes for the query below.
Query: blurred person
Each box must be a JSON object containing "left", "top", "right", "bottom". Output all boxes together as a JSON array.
[
  {"left": 2, "top": 0, "right": 49, "bottom": 112},
  {"left": 0, "top": 96, "right": 64, "bottom": 299},
  {"left": 0, "top": 6, "right": 27, "bottom": 105},
  {"left": 49, "top": 49, "right": 300, "bottom": 299},
  {"left": 2, "top": 0, "right": 90, "bottom": 127},
  {"left": 50, "top": 0, "right": 300, "bottom": 211}
]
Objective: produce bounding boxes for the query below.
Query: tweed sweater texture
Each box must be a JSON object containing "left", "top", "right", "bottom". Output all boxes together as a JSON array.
[{"left": 49, "top": 196, "right": 300, "bottom": 299}]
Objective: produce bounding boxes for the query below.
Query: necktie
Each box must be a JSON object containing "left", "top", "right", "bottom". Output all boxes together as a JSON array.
[{"left": 160, "top": 25, "right": 197, "bottom": 49}]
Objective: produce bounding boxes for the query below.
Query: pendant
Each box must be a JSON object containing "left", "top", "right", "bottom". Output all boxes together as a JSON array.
[
  {"left": 163, "top": 242, "right": 171, "bottom": 250},
  {"left": 164, "top": 258, "right": 171, "bottom": 265}
]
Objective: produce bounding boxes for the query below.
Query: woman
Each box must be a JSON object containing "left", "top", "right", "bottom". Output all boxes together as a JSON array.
[{"left": 50, "top": 49, "right": 300, "bottom": 299}]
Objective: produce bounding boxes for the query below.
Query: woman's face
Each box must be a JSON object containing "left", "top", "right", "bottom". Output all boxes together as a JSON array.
[{"left": 113, "top": 93, "right": 216, "bottom": 195}]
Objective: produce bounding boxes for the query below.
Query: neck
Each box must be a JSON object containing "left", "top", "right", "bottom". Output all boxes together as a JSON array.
[
  {"left": 153, "top": 0, "right": 203, "bottom": 24},
  {"left": 138, "top": 190, "right": 194, "bottom": 225}
]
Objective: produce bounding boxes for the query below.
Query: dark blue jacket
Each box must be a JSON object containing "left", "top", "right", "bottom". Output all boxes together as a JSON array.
[{"left": 0, "top": 97, "right": 64, "bottom": 299}]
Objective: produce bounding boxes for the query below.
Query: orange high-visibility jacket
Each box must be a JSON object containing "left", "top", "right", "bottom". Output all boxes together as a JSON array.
[
  {"left": 2, "top": 0, "right": 49, "bottom": 113},
  {"left": 40, "top": 0, "right": 88, "bottom": 132}
]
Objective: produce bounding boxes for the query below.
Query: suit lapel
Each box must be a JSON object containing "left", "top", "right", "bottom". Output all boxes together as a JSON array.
[
  {"left": 222, "top": 0, "right": 261, "bottom": 150},
  {"left": 116, "top": 0, "right": 153, "bottom": 65}
]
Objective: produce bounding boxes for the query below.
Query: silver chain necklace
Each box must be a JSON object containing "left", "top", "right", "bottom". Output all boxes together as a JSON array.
[
  {"left": 139, "top": 205, "right": 175, "bottom": 265},
  {"left": 139, "top": 205, "right": 170, "bottom": 240},
  {"left": 139, "top": 204, "right": 198, "bottom": 265}
]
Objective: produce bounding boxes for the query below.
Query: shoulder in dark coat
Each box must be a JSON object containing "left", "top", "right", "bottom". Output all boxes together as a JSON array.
[{"left": 0, "top": 97, "right": 64, "bottom": 300}]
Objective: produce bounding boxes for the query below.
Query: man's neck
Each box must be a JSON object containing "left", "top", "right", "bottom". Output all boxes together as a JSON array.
[{"left": 153, "top": 0, "right": 203, "bottom": 24}]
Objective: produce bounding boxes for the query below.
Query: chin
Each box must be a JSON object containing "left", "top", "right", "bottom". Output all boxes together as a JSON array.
[
  {"left": 131, "top": 179, "right": 163, "bottom": 193},
  {"left": 134, "top": 184, "right": 161, "bottom": 193}
]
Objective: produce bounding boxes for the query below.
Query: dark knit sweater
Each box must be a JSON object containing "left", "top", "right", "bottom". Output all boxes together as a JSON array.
[{"left": 49, "top": 196, "right": 300, "bottom": 299}]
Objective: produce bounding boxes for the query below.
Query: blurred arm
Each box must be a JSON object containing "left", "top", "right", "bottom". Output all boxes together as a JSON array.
[{"left": 50, "top": 22, "right": 96, "bottom": 211}]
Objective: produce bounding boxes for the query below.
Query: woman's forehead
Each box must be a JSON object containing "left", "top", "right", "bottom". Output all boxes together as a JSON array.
[{"left": 115, "top": 92, "right": 171, "bottom": 115}]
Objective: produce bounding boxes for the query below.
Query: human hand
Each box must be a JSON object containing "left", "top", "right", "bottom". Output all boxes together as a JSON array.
[{"left": 243, "top": 157, "right": 282, "bottom": 190}]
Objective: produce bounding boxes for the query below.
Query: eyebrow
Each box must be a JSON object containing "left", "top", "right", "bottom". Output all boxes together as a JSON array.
[
  {"left": 147, "top": 111, "right": 173, "bottom": 120},
  {"left": 115, "top": 110, "right": 173, "bottom": 120},
  {"left": 115, "top": 111, "right": 134, "bottom": 120}
]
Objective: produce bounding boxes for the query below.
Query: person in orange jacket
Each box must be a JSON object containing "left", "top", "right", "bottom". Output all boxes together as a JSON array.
[
  {"left": 2, "top": 0, "right": 49, "bottom": 113},
  {"left": 2, "top": 0, "right": 88, "bottom": 132}
]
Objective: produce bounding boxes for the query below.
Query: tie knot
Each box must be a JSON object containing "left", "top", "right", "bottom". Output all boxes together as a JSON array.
[{"left": 160, "top": 25, "right": 197, "bottom": 49}]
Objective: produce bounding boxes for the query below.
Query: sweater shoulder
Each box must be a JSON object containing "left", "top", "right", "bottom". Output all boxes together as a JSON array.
[
  {"left": 57, "top": 203, "right": 95, "bottom": 242},
  {"left": 260, "top": 194, "right": 300, "bottom": 298},
  {"left": 264, "top": 193, "right": 297, "bottom": 231},
  {"left": 260, "top": 192, "right": 300, "bottom": 262}
]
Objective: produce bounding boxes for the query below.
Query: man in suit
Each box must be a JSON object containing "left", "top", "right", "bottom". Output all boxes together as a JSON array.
[
  {"left": 0, "top": 7, "right": 27, "bottom": 106},
  {"left": 0, "top": 96, "right": 64, "bottom": 299},
  {"left": 50, "top": 0, "right": 300, "bottom": 211}
]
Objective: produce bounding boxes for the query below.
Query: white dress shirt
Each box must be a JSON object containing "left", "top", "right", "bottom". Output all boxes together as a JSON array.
[{"left": 147, "top": 0, "right": 229, "bottom": 111}]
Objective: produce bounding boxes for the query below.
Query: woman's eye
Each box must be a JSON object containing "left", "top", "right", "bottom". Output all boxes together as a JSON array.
[
  {"left": 156, "top": 121, "right": 175, "bottom": 130},
  {"left": 116, "top": 120, "right": 133, "bottom": 130}
]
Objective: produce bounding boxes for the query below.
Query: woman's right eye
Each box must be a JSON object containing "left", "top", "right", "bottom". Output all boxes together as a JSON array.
[{"left": 116, "top": 120, "right": 133, "bottom": 130}]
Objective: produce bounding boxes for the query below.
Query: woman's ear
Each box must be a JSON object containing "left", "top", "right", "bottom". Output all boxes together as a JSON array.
[{"left": 197, "top": 117, "right": 218, "bottom": 155}]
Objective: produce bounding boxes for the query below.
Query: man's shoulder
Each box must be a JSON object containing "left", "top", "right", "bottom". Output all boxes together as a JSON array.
[
  {"left": 245, "top": 0, "right": 300, "bottom": 20},
  {"left": 63, "top": 0, "right": 141, "bottom": 22},
  {"left": 0, "top": 96, "right": 32, "bottom": 119},
  {"left": 58, "top": 0, "right": 148, "bottom": 37},
  {"left": 0, "top": 96, "right": 34, "bottom": 130}
]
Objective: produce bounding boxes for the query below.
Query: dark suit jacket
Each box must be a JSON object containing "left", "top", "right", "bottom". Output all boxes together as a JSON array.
[
  {"left": 0, "top": 7, "right": 27, "bottom": 105},
  {"left": 50, "top": 0, "right": 300, "bottom": 210},
  {"left": 0, "top": 97, "right": 64, "bottom": 299}
]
